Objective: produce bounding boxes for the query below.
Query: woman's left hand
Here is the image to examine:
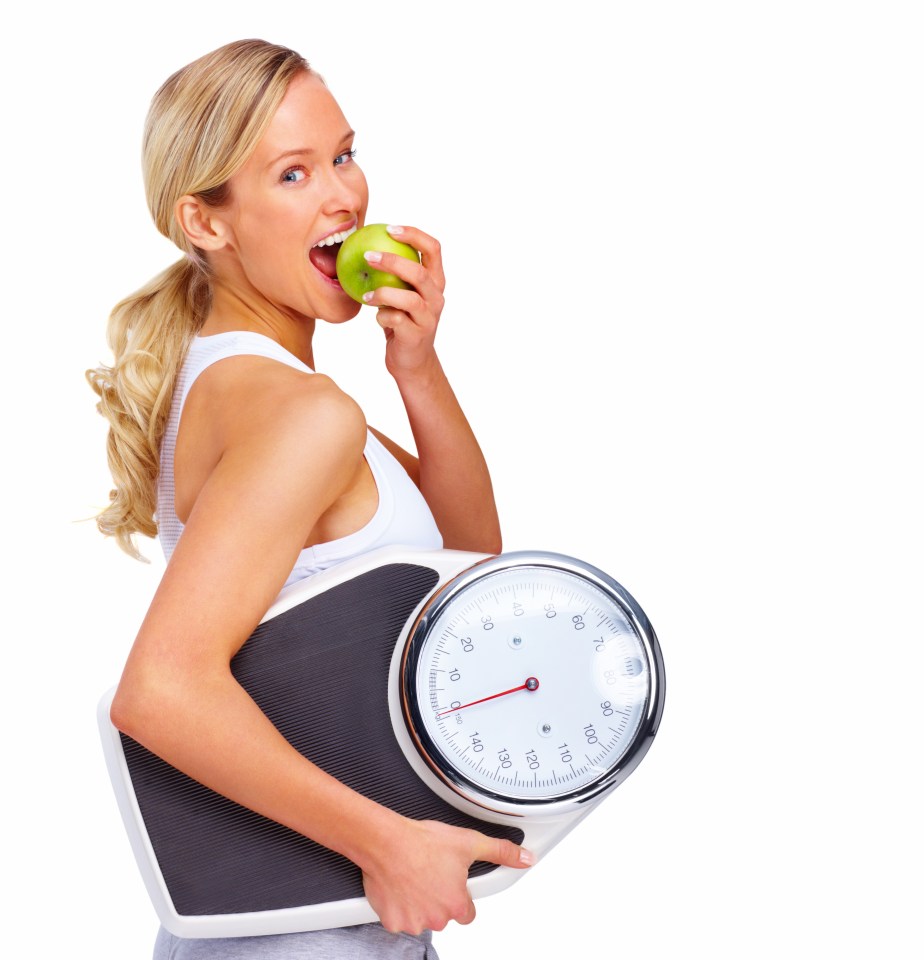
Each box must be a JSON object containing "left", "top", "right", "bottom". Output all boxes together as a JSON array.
[{"left": 360, "top": 224, "right": 446, "bottom": 382}]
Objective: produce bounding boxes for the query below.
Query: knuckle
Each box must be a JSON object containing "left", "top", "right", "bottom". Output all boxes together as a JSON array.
[
  {"left": 404, "top": 262, "right": 425, "bottom": 285},
  {"left": 496, "top": 838, "right": 515, "bottom": 862},
  {"left": 456, "top": 901, "right": 476, "bottom": 925}
]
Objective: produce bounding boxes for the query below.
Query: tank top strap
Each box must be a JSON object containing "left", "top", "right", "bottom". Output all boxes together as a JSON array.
[{"left": 175, "top": 332, "right": 314, "bottom": 414}]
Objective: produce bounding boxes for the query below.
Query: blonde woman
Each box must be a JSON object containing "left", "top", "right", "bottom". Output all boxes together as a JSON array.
[{"left": 88, "top": 39, "right": 532, "bottom": 960}]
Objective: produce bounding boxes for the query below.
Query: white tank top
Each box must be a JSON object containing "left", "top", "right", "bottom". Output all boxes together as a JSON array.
[{"left": 156, "top": 331, "right": 443, "bottom": 590}]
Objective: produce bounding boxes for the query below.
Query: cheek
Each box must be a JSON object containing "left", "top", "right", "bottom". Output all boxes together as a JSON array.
[
  {"left": 235, "top": 203, "right": 309, "bottom": 268},
  {"left": 249, "top": 200, "right": 302, "bottom": 239}
]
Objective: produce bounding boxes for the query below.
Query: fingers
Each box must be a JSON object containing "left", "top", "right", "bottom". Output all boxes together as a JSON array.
[
  {"left": 373, "top": 890, "right": 476, "bottom": 936},
  {"left": 474, "top": 834, "right": 537, "bottom": 870},
  {"left": 370, "top": 288, "right": 440, "bottom": 354},
  {"left": 362, "top": 262, "right": 444, "bottom": 339},
  {"left": 359, "top": 226, "right": 446, "bottom": 364},
  {"left": 385, "top": 224, "right": 445, "bottom": 290},
  {"left": 374, "top": 307, "right": 421, "bottom": 348},
  {"left": 362, "top": 249, "right": 444, "bottom": 309},
  {"left": 366, "top": 284, "right": 431, "bottom": 319},
  {"left": 363, "top": 822, "right": 523, "bottom": 937}
]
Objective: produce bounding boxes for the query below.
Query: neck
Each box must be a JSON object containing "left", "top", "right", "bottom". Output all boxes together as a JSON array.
[{"left": 202, "top": 281, "right": 316, "bottom": 369}]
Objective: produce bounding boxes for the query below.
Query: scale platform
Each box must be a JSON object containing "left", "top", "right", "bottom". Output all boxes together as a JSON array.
[{"left": 99, "top": 546, "right": 665, "bottom": 938}]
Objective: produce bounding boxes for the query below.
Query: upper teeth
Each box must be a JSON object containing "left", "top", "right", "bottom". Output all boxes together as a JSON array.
[{"left": 313, "top": 225, "right": 357, "bottom": 248}]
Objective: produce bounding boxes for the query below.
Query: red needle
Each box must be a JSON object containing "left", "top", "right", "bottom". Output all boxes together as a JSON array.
[{"left": 437, "top": 677, "right": 539, "bottom": 718}]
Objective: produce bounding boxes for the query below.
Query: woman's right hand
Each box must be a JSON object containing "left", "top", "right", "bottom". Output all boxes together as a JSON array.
[{"left": 362, "top": 818, "right": 534, "bottom": 935}]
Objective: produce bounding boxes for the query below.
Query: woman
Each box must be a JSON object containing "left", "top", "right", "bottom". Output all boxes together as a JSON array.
[{"left": 88, "top": 38, "right": 532, "bottom": 959}]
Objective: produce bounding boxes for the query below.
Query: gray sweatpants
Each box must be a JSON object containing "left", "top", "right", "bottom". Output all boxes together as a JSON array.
[{"left": 153, "top": 923, "right": 438, "bottom": 959}]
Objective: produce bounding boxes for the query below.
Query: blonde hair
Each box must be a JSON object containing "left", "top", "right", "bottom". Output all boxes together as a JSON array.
[{"left": 86, "top": 39, "right": 309, "bottom": 558}]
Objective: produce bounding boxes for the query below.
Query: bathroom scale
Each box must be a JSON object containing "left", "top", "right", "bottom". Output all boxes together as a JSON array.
[{"left": 98, "top": 545, "right": 665, "bottom": 938}]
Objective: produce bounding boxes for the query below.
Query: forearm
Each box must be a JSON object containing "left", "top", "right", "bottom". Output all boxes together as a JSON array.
[
  {"left": 395, "top": 356, "right": 501, "bottom": 553},
  {"left": 111, "top": 666, "right": 404, "bottom": 874}
]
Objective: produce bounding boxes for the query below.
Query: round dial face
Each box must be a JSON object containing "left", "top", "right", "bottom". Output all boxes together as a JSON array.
[{"left": 401, "top": 556, "right": 660, "bottom": 809}]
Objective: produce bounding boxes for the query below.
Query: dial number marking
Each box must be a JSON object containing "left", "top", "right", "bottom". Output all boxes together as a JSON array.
[{"left": 405, "top": 558, "right": 660, "bottom": 806}]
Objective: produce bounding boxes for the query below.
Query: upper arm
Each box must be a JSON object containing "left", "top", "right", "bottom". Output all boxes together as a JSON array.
[{"left": 119, "top": 365, "right": 366, "bottom": 690}]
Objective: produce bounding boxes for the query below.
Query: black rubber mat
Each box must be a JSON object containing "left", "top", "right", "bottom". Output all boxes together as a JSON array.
[{"left": 121, "top": 562, "right": 525, "bottom": 917}]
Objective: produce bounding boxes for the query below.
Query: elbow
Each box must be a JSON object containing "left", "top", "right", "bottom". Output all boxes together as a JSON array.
[
  {"left": 109, "top": 674, "right": 152, "bottom": 741},
  {"left": 109, "top": 664, "right": 188, "bottom": 742},
  {"left": 441, "top": 528, "right": 502, "bottom": 556},
  {"left": 477, "top": 516, "right": 503, "bottom": 556},
  {"left": 483, "top": 531, "right": 503, "bottom": 556}
]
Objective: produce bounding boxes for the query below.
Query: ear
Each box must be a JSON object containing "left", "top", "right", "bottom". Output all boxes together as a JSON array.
[{"left": 174, "top": 195, "right": 232, "bottom": 251}]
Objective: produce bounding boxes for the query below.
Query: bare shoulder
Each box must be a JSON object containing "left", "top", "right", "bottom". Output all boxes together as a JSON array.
[
  {"left": 186, "top": 354, "right": 366, "bottom": 459},
  {"left": 174, "top": 355, "right": 366, "bottom": 525}
]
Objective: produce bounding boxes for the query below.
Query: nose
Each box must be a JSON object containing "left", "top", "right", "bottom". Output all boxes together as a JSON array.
[{"left": 319, "top": 163, "right": 367, "bottom": 219}]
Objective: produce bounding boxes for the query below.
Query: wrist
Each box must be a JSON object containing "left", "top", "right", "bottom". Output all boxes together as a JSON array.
[
  {"left": 341, "top": 802, "right": 413, "bottom": 875},
  {"left": 390, "top": 353, "right": 445, "bottom": 395}
]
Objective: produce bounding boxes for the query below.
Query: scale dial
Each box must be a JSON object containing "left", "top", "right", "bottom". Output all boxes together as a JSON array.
[{"left": 400, "top": 552, "right": 664, "bottom": 815}]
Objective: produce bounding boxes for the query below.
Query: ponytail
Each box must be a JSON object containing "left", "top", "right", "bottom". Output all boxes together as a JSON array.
[{"left": 87, "top": 257, "right": 210, "bottom": 558}]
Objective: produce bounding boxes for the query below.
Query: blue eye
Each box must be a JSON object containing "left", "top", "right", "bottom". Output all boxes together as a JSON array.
[
  {"left": 281, "top": 166, "right": 307, "bottom": 184},
  {"left": 334, "top": 149, "right": 357, "bottom": 167}
]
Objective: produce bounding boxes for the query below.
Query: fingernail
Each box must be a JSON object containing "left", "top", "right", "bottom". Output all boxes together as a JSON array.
[
  {"left": 362, "top": 291, "right": 374, "bottom": 303},
  {"left": 386, "top": 224, "right": 404, "bottom": 235},
  {"left": 519, "top": 848, "right": 536, "bottom": 866},
  {"left": 364, "top": 250, "right": 383, "bottom": 263}
]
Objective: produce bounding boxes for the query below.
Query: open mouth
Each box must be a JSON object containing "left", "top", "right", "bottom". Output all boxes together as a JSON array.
[{"left": 308, "top": 224, "right": 357, "bottom": 282}]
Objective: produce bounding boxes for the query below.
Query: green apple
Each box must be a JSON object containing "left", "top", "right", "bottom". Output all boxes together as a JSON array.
[{"left": 335, "top": 223, "right": 419, "bottom": 304}]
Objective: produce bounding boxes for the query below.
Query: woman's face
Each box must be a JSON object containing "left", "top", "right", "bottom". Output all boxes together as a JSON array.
[{"left": 213, "top": 71, "right": 369, "bottom": 323}]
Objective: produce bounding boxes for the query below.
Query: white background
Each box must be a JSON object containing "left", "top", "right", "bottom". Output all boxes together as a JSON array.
[{"left": 2, "top": 1, "right": 921, "bottom": 956}]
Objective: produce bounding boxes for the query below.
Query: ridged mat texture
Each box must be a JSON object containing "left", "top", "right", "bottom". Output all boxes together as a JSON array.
[{"left": 121, "top": 563, "right": 525, "bottom": 917}]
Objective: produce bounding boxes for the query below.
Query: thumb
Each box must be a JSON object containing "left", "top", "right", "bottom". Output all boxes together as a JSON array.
[{"left": 474, "top": 834, "right": 536, "bottom": 870}]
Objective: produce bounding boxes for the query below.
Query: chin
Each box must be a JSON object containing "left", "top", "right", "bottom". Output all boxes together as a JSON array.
[{"left": 318, "top": 295, "right": 363, "bottom": 325}]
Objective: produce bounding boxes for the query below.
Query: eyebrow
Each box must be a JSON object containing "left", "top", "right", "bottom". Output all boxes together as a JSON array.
[{"left": 266, "top": 131, "right": 355, "bottom": 170}]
